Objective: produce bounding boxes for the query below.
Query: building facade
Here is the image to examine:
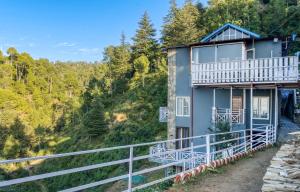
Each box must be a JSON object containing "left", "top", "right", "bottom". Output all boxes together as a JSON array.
[{"left": 167, "top": 23, "right": 299, "bottom": 148}]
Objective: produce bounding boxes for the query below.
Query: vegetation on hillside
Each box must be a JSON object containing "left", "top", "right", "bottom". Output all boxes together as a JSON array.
[{"left": 0, "top": 0, "right": 299, "bottom": 191}]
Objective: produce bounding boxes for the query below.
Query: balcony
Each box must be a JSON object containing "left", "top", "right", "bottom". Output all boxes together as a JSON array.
[
  {"left": 191, "top": 56, "right": 299, "bottom": 86},
  {"left": 212, "top": 108, "right": 245, "bottom": 124}
]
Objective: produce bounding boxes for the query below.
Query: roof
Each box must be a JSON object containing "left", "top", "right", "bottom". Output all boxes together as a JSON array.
[
  {"left": 165, "top": 37, "right": 283, "bottom": 50},
  {"left": 200, "top": 23, "right": 261, "bottom": 42}
]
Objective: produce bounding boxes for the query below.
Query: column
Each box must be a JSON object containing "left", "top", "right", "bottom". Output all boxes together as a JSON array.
[
  {"left": 243, "top": 88, "right": 246, "bottom": 124},
  {"left": 250, "top": 86, "right": 253, "bottom": 149},
  {"left": 274, "top": 86, "right": 278, "bottom": 142}
]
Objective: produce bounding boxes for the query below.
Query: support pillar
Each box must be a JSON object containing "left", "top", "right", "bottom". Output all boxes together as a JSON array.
[
  {"left": 270, "top": 89, "right": 273, "bottom": 125},
  {"left": 250, "top": 86, "right": 253, "bottom": 149},
  {"left": 230, "top": 87, "right": 233, "bottom": 128},
  {"left": 274, "top": 86, "right": 278, "bottom": 142},
  {"left": 212, "top": 88, "right": 216, "bottom": 129},
  {"left": 243, "top": 89, "right": 246, "bottom": 124}
]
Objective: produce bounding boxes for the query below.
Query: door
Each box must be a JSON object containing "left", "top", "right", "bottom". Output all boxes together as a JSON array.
[
  {"left": 232, "top": 96, "right": 243, "bottom": 123},
  {"left": 232, "top": 96, "right": 243, "bottom": 111},
  {"left": 176, "top": 127, "right": 190, "bottom": 149}
]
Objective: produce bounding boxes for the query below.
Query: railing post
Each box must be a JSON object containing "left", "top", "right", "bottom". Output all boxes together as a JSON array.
[
  {"left": 265, "top": 126, "right": 269, "bottom": 145},
  {"left": 191, "top": 140, "right": 195, "bottom": 168},
  {"left": 244, "top": 130, "right": 247, "bottom": 152},
  {"left": 128, "top": 146, "right": 133, "bottom": 192},
  {"left": 206, "top": 134, "right": 210, "bottom": 165}
]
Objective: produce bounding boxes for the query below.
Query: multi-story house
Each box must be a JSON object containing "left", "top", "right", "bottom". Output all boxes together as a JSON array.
[{"left": 166, "top": 23, "right": 299, "bottom": 149}]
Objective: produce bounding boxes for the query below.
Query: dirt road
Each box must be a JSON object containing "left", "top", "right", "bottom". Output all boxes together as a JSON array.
[{"left": 168, "top": 147, "right": 278, "bottom": 192}]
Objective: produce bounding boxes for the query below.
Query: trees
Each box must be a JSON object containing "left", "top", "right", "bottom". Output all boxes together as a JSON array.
[
  {"left": 83, "top": 98, "right": 107, "bottom": 138},
  {"left": 205, "top": 0, "right": 261, "bottom": 34},
  {"left": 132, "top": 11, "right": 159, "bottom": 71},
  {"left": 0, "top": 50, "right": 5, "bottom": 64},
  {"left": 133, "top": 55, "right": 150, "bottom": 87},
  {"left": 161, "top": 0, "right": 204, "bottom": 48}
]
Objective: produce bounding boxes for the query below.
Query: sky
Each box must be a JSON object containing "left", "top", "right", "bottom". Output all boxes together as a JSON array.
[{"left": 0, "top": 0, "right": 207, "bottom": 62}]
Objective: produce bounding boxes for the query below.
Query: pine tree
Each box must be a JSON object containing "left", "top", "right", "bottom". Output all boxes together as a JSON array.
[
  {"left": 161, "top": 0, "right": 204, "bottom": 47},
  {"left": 83, "top": 98, "right": 107, "bottom": 138},
  {"left": 132, "top": 11, "right": 159, "bottom": 71}
]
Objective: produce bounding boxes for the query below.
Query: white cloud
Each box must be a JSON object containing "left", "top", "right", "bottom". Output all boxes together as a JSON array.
[
  {"left": 28, "top": 43, "right": 36, "bottom": 47},
  {"left": 78, "top": 48, "right": 100, "bottom": 55},
  {"left": 56, "top": 42, "right": 76, "bottom": 47}
]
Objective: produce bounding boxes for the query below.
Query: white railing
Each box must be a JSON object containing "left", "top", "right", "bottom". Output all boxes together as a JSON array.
[
  {"left": 212, "top": 108, "right": 244, "bottom": 124},
  {"left": 0, "top": 125, "right": 275, "bottom": 192},
  {"left": 191, "top": 56, "right": 299, "bottom": 85}
]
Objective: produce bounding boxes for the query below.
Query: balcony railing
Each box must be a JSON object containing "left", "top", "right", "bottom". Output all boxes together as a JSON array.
[
  {"left": 191, "top": 56, "right": 299, "bottom": 85},
  {"left": 212, "top": 108, "right": 245, "bottom": 124}
]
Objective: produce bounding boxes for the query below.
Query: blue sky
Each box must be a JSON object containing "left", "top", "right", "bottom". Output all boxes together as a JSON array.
[{"left": 0, "top": 0, "right": 207, "bottom": 62}]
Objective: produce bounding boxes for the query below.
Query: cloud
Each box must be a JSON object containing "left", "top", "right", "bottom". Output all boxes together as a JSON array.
[
  {"left": 56, "top": 42, "right": 76, "bottom": 47},
  {"left": 78, "top": 48, "right": 100, "bottom": 55},
  {"left": 28, "top": 43, "right": 36, "bottom": 47}
]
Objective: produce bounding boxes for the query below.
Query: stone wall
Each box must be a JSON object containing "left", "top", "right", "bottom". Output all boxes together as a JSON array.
[
  {"left": 262, "top": 138, "right": 300, "bottom": 191},
  {"left": 167, "top": 49, "right": 176, "bottom": 148}
]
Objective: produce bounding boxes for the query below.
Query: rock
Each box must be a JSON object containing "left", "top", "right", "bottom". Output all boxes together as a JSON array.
[{"left": 262, "top": 141, "right": 300, "bottom": 192}]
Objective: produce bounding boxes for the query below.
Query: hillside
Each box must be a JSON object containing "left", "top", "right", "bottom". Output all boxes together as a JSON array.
[{"left": 0, "top": 0, "right": 299, "bottom": 191}]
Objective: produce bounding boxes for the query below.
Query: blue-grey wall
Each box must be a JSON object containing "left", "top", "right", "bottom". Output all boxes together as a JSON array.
[
  {"left": 245, "top": 89, "right": 279, "bottom": 128},
  {"left": 210, "top": 27, "right": 250, "bottom": 42},
  {"left": 174, "top": 40, "right": 282, "bottom": 139},
  {"left": 247, "top": 40, "right": 282, "bottom": 58},
  {"left": 175, "top": 48, "right": 191, "bottom": 128}
]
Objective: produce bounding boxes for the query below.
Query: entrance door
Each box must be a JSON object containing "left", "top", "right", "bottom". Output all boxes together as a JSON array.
[
  {"left": 176, "top": 127, "right": 190, "bottom": 149},
  {"left": 232, "top": 96, "right": 243, "bottom": 123},
  {"left": 232, "top": 96, "right": 243, "bottom": 111}
]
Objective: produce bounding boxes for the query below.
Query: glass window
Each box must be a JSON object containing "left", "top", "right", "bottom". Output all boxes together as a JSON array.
[
  {"left": 253, "top": 97, "right": 269, "bottom": 119},
  {"left": 176, "top": 97, "right": 190, "bottom": 117}
]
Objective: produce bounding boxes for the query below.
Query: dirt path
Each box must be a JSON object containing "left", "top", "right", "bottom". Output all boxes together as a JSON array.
[{"left": 168, "top": 147, "right": 278, "bottom": 192}]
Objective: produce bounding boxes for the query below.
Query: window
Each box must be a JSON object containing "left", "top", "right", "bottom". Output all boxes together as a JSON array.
[
  {"left": 176, "top": 97, "right": 190, "bottom": 117},
  {"left": 176, "top": 127, "right": 190, "bottom": 149},
  {"left": 253, "top": 97, "right": 269, "bottom": 119}
]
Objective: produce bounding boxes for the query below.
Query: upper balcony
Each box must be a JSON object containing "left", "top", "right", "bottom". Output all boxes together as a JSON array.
[{"left": 191, "top": 56, "right": 299, "bottom": 86}]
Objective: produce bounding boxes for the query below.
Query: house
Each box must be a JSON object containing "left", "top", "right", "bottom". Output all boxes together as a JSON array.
[{"left": 166, "top": 23, "right": 299, "bottom": 149}]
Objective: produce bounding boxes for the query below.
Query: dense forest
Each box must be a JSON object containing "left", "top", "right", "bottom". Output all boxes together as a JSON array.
[{"left": 0, "top": 0, "right": 299, "bottom": 191}]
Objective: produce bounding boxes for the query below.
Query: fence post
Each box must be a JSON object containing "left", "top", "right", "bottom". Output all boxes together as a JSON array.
[
  {"left": 265, "top": 126, "right": 269, "bottom": 145},
  {"left": 128, "top": 146, "right": 133, "bottom": 192},
  {"left": 206, "top": 134, "right": 210, "bottom": 165},
  {"left": 191, "top": 140, "right": 195, "bottom": 168},
  {"left": 244, "top": 130, "right": 247, "bottom": 152}
]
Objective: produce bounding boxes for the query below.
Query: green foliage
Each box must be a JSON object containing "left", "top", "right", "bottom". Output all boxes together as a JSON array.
[
  {"left": 83, "top": 98, "right": 107, "bottom": 137},
  {"left": 210, "top": 122, "right": 236, "bottom": 154},
  {"left": 132, "top": 11, "right": 160, "bottom": 71},
  {"left": 1, "top": 1, "right": 300, "bottom": 191},
  {"left": 133, "top": 55, "right": 150, "bottom": 87},
  {"left": 162, "top": 0, "right": 205, "bottom": 47}
]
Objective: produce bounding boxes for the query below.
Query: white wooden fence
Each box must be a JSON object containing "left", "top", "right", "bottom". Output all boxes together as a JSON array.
[
  {"left": 212, "top": 108, "right": 244, "bottom": 124},
  {"left": 192, "top": 56, "right": 299, "bottom": 85},
  {"left": 0, "top": 125, "right": 275, "bottom": 192}
]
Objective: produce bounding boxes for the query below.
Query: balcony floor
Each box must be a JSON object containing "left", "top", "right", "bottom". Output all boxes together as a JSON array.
[{"left": 193, "top": 81, "right": 300, "bottom": 89}]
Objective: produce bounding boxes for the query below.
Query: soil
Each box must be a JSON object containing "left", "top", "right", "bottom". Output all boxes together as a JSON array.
[{"left": 167, "top": 147, "right": 278, "bottom": 192}]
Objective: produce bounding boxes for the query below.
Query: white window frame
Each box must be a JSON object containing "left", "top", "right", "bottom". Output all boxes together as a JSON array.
[
  {"left": 253, "top": 96, "right": 270, "bottom": 120},
  {"left": 176, "top": 96, "right": 190, "bottom": 117}
]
